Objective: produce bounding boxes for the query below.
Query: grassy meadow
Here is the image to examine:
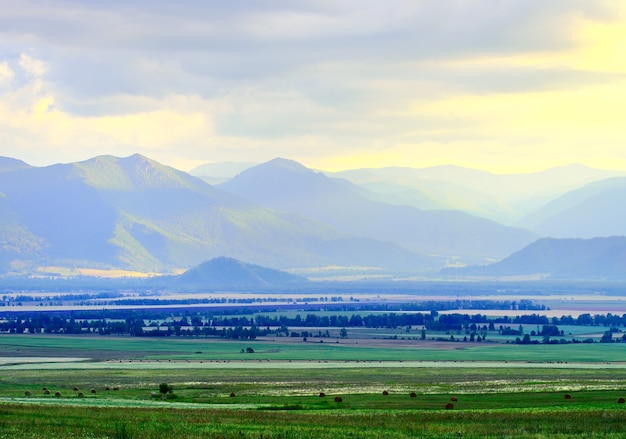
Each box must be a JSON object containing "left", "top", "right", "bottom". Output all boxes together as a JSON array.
[{"left": 1, "top": 335, "right": 626, "bottom": 437}]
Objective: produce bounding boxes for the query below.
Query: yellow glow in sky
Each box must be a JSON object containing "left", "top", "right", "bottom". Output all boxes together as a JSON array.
[
  {"left": 3, "top": 3, "right": 626, "bottom": 174},
  {"left": 310, "top": 12, "right": 626, "bottom": 174}
]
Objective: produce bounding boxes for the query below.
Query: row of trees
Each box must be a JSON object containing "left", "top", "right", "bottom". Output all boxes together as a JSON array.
[{"left": 2, "top": 309, "right": 626, "bottom": 339}]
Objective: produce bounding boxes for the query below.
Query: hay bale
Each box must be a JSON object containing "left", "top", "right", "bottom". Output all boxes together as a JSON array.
[
  {"left": 105, "top": 386, "right": 110, "bottom": 391},
  {"left": 43, "top": 389, "right": 51, "bottom": 395},
  {"left": 24, "top": 391, "right": 31, "bottom": 397},
  {"left": 229, "top": 392, "right": 236, "bottom": 397},
  {"left": 90, "top": 389, "right": 97, "bottom": 394},
  {"left": 42, "top": 387, "right": 48, "bottom": 391},
  {"left": 382, "top": 390, "right": 389, "bottom": 396},
  {"left": 334, "top": 396, "right": 343, "bottom": 403},
  {"left": 54, "top": 391, "right": 62, "bottom": 397},
  {"left": 113, "top": 386, "right": 120, "bottom": 391},
  {"left": 564, "top": 394, "right": 572, "bottom": 399},
  {"left": 445, "top": 402, "right": 454, "bottom": 410},
  {"left": 450, "top": 397, "right": 458, "bottom": 402},
  {"left": 78, "top": 392, "right": 84, "bottom": 398},
  {"left": 73, "top": 387, "right": 79, "bottom": 392},
  {"left": 410, "top": 392, "right": 417, "bottom": 398},
  {"left": 617, "top": 397, "right": 625, "bottom": 404},
  {"left": 319, "top": 392, "right": 326, "bottom": 397}
]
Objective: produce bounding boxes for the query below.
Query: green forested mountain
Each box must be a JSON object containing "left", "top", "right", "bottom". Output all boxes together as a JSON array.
[{"left": 0, "top": 154, "right": 421, "bottom": 274}]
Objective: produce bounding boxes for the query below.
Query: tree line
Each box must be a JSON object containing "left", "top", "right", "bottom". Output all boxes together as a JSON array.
[{"left": 1, "top": 308, "right": 626, "bottom": 341}]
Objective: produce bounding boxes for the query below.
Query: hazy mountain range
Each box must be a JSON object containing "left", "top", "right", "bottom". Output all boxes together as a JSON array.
[
  {"left": 1, "top": 154, "right": 625, "bottom": 280},
  {"left": 0, "top": 154, "right": 433, "bottom": 275},
  {"left": 192, "top": 161, "right": 626, "bottom": 227},
  {"left": 218, "top": 158, "right": 535, "bottom": 263},
  {"left": 444, "top": 236, "right": 626, "bottom": 280}
]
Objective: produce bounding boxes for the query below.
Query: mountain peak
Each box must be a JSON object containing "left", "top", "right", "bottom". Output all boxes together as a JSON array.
[
  {"left": 0, "top": 156, "right": 32, "bottom": 173},
  {"left": 262, "top": 157, "right": 313, "bottom": 174},
  {"left": 74, "top": 154, "right": 196, "bottom": 190},
  {"left": 218, "top": 157, "right": 334, "bottom": 206},
  {"left": 176, "top": 256, "right": 307, "bottom": 287}
]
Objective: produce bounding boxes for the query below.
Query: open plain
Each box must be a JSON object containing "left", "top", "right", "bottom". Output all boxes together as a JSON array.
[{"left": 1, "top": 334, "right": 626, "bottom": 438}]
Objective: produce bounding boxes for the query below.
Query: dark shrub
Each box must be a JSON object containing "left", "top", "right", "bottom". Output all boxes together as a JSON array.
[
  {"left": 334, "top": 396, "right": 343, "bottom": 402},
  {"left": 445, "top": 403, "right": 454, "bottom": 409},
  {"left": 230, "top": 392, "right": 236, "bottom": 397},
  {"left": 450, "top": 397, "right": 458, "bottom": 402},
  {"left": 410, "top": 392, "right": 417, "bottom": 398},
  {"left": 382, "top": 391, "right": 389, "bottom": 396},
  {"left": 159, "top": 383, "right": 170, "bottom": 394},
  {"left": 564, "top": 394, "right": 572, "bottom": 399},
  {"left": 618, "top": 397, "right": 625, "bottom": 404},
  {"left": 319, "top": 392, "right": 326, "bottom": 397}
]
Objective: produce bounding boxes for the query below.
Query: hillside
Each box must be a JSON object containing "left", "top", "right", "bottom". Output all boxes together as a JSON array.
[
  {"left": 219, "top": 158, "right": 537, "bottom": 264},
  {"left": 0, "top": 154, "right": 424, "bottom": 274},
  {"left": 520, "top": 177, "right": 626, "bottom": 238},
  {"left": 189, "top": 161, "right": 258, "bottom": 185},
  {"left": 443, "top": 236, "right": 626, "bottom": 280},
  {"left": 168, "top": 256, "right": 308, "bottom": 288},
  {"left": 330, "top": 164, "right": 626, "bottom": 225},
  {"left": 0, "top": 157, "right": 31, "bottom": 173}
]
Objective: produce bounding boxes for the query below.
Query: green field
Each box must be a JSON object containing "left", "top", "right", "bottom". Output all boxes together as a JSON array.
[
  {"left": 3, "top": 334, "right": 626, "bottom": 362},
  {"left": 2, "top": 335, "right": 626, "bottom": 438}
]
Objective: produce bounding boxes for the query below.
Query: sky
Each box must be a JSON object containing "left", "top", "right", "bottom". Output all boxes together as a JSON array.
[{"left": 1, "top": 0, "right": 626, "bottom": 173}]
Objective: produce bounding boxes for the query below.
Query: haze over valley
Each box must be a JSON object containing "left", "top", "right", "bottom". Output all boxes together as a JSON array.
[
  {"left": 5, "top": 5, "right": 626, "bottom": 438},
  {"left": 1, "top": 153, "right": 625, "bottom": 282}
]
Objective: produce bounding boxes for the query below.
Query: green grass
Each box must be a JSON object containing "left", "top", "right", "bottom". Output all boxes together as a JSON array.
[
  {"left": 3, "top": 334, "right": 626, "bottom": 363},
  {"left": 1, "top": 402, "right": 626, "bottom": 438},
  {"left": 3, "top": 333, "right": 626, "bottom": 437}
]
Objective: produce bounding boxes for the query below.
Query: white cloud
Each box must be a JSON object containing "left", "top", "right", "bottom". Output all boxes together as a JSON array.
[
  {"left": 0, "top": 62, "right": 14, "bottom": 81},
  {"left": 19, "top": 54, "right": 47, "bottom": 77},
  {"left": 1, "top": 1, "right": 626, "bottom": 172}
]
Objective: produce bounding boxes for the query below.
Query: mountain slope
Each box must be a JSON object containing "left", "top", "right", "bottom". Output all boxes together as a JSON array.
[
  {"left": 170, "top": 256, "right": 307, "bottom": 288},
  {"left": 330, "top": 164, "right": 626, "bottom": 224},
  {"left": 444, "top": 236, "right": 626, "bottom": 279},
  {"left": 520, "top": 177, "right": 626, "bottom": 238},
  {"left": 0, "top": 154, "right": 423, "bottom": 274},
  {"left": 219, "top": 158, "right": 537, "bottom": 264},
  {"left": 189, "top": 161, "right": 257, "bottom": 185},
  {"left": 0, "top": 157, "right": 32, "bottom": 173}
]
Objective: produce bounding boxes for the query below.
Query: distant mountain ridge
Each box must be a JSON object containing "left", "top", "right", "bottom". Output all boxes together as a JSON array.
[
  {"left": 329, "top": 164, "right": 626, "bottom": 225},
  {"left": 3, "top": 153, "right": 625, "bottom": 279},
  {"left": 218, "top": 158, "right": 537, "bottom": 264},
  {"left": 0, "top": 154, "right": 422, "bottom": 275},
  {"left": 190, "top": 161, "right": 258, "bottom": 185},
  {"left": 520, "top": 177, "right": 626, "bottom": 238},
  {"left": 0, "top": 157, "right": 31, "bottom": 173},
  {"left": 443, "top": 236, "right": 626, "bottom": 280},
  {"left": 188, "top": 159, "right": 626, "bottom": 227}
]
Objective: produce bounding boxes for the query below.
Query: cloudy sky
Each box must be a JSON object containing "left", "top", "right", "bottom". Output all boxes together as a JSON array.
[{"left": 1, "top": 1, "right": 626, "bottom": 173}]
